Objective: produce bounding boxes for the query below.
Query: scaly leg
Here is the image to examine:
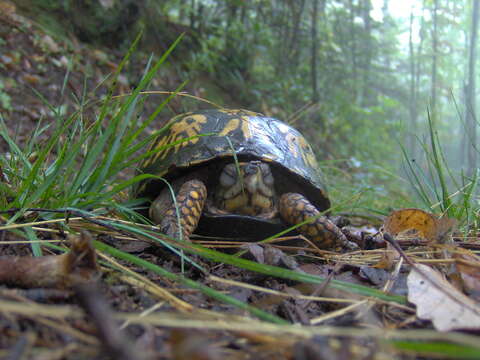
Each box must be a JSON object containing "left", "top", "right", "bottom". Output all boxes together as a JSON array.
[
  {"left": 150, "top": 179, "right": 207, "bottom": 241},
  {"left": 279, "top": 192, "right": 356, "bottom": 250}
]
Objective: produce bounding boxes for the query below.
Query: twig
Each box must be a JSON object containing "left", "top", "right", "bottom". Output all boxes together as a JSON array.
[{"left": 74, "top": 282, "right": 142, "bottom": 360}]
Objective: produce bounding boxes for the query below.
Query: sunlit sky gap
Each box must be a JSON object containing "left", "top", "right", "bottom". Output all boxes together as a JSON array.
[{"left": 371, "top": 0, "right": 424, "bottom": 46}]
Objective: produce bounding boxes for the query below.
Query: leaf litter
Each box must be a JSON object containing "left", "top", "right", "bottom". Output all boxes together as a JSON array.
[{"left": 1, "top": 6, "right": 480, "bottom": 359}]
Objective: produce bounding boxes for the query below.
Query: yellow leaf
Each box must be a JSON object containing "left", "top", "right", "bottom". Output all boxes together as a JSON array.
[{"left": 383, "top": 208, "right": 456, "bottom": 243}]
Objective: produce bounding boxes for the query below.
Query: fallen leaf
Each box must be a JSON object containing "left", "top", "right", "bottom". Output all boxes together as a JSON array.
[
  {"left": 454, "top": 251, "right": 480, "bottom": 297},
  {"left": 407, "top": 264, "right": 480, "bottom": 331},
  {"left": 384, "top": 208, "right": 456, "bottom": 243},
  {"left": 116, "top": 240, "right": 152, "bottom": 253},
  {"left": 359, "top": 266, "right": 389, "bottom": 286},
  {"left": 264, "top": 245, "right": 299, "bottom": 269},
  {"left": 22, "top": 74, "right": 41, "bottom": 85},
  {"left": 257, "top": 245, "right": 283, "bottom": 266},
  {"left": 243, "top": 243, "right": 264, "bottom": 264}
]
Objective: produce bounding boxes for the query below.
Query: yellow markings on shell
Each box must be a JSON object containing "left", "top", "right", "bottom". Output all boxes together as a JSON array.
[
  {"left": 284, "top": 133, "right": 318, "bottom": 170},
  {"left": 285, "top": 133, "right": 299, "bottom": 158},
  {"left": 218, "top": 118, "right": 240, "bottom": 137},
  {"left": 143, "top": 114, "right": 209, "bottom": 167},
  {"left": 240, "top": 116, "right": 252, "bottom": 139},
  {"left": 219, "top": 108, "right": 261, "bottom": 117},
  {"left": 171, "top": 114, "right": 206, "bottom": 140},
  {"left": 242, "top": 109, "right": 262, "bottom": 117},
  {"left": 218, "top": 116, "right": 252, "bottom": 140},
  {"left": 274, "top": 121, "right": 318, "bottom": 169},
  {"left": 297, "top": 136, "right": 318, "bottom": 168}
]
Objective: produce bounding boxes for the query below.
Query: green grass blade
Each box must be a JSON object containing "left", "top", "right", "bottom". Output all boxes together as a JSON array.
[
  {"left": 24, "top": 226, "right": 42, "bottom": 256},
  {"left": 391, "top": 340, "right": 480, "bottom": 359}
]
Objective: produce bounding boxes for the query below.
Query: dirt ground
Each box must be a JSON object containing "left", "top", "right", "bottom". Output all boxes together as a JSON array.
[{"left": 1, "top": 5, "right": 478, "bottom": 360}]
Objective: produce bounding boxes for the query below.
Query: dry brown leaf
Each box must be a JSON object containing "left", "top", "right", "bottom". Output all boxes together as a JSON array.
[
  {"left": 22, "top": 74, "right": 41, "bottom": 85},
  {"left": 407, "top": 264, "right": 480, "bottom": 331},
  {"left": 384, "top": 208, "right": 456, "bottom": 243}
]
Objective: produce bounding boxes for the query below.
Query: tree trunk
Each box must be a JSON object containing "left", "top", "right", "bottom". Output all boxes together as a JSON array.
[
  {"left": 361, "top": 0, "right": 372, "bottom": 106},
  {"left": 189, "top": 0, "right": 196, "bottom": 29},
  {"left": 348, "top": 0, "right": 358, "bottom": 101},
  {"left": 466, "top": 0, "right": 479, "bottom": 175},
  {"left": 430, "top": 0, "right": 438, "bottom": 118},
  {"left": 288, "top": 0, "right": 306, "bottom": 69},
  {"left": 311, "top": 0, "right": 319, "bottom": 103},
  {"left": 225, "top": 0, "right": 238, "bottom": 49},
  {"left": 408, "top": 9, "right": 418, "bottom": 159}
]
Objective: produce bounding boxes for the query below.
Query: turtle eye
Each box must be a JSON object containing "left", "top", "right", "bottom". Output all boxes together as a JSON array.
[
  {"left": 220, "top": 164, "right": 238, "bottom": 187},
  {"left": 259, "top": 163, "right": 274, "bottom": 186}
]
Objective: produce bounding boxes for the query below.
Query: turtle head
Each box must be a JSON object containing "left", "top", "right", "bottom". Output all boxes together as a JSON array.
[{"left": 216, "top": 161, "right": 276, "bottom": 216}]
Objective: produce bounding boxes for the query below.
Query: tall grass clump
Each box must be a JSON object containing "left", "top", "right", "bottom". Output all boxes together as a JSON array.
[
  {"left": 401, "top": 110, "right": 479, "bottom": 227},
  {"left": 0, "top": 33, "right": 185, "bottom": 249}
]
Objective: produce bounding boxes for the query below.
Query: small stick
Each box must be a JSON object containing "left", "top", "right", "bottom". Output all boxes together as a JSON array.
[{"left": 74, "top": 282, "right": 142, "bottom": 360}]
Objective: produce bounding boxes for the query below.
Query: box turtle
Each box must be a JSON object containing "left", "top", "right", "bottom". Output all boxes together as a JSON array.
[{"left": 135, "top": 109, "right": 355, "bottom": 250}]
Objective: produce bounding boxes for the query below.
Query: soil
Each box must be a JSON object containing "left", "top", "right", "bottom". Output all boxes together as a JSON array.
[{"left": 0, "top": 5, "right": 476, "bottom": 360}]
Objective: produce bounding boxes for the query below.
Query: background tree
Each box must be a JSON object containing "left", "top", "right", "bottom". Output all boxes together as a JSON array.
[
  {"left": 10, "top": 0, "right": 479, "bottom": 203},
  {"left": 465, "top": 0, "right": 479, "bottom": 175}
]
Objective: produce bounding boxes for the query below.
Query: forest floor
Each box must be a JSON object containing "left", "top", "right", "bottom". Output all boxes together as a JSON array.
[{"left": 1, "top": 4, "right": 480, "bottom": 360}]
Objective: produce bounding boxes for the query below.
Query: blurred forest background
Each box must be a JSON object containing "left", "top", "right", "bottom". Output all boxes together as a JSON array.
[{"left": 2, "top": 0, "right": 479, "bottom": 212}]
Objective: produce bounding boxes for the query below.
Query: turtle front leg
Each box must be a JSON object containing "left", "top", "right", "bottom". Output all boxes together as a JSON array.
[
  {"left": 150, "top": 179, "right": 207, "bottom": 241},
  {"left": 279, "top": 193, "right": 357, "bottom": 250}
]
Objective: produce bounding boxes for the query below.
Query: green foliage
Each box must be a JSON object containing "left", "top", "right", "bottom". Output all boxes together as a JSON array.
[
  {"left": 9, "top": 1, "right": 478, "bottom": 215},
  {"left": 0, "top": 33, "right": 184, "bottom": 245},
  {"left": 0, "top": 80, "right": 12, "bottom": 111},
  {"left": 391, "top": 340, "right": 480, "bottom": 359},
  {"left": 14, "top": 0, "right": 140, "bottom": 47},
  {"left": 401, "top": 111, "right": 479, "bottom": 225}
]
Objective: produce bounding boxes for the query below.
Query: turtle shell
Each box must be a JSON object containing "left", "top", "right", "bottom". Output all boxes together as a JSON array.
[{"left": 136, "top": 109, "right": 330, "bottom": 214}]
